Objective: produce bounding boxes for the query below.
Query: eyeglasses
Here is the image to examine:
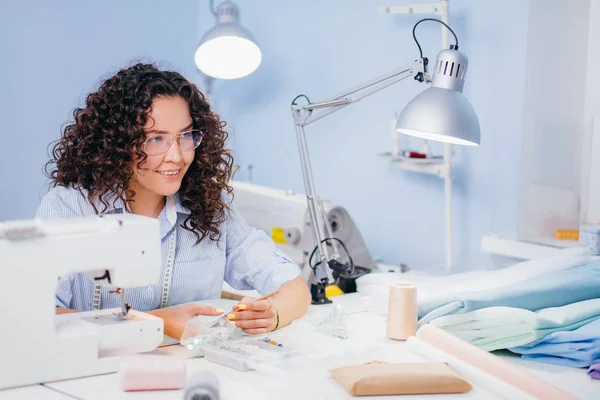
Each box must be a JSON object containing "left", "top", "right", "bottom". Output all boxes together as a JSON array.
[{"left": 142, "top": 129, "right": 202, "bottom": 156}]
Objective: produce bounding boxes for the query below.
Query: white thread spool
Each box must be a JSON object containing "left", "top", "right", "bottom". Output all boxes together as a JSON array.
[{"left": 386, "top": 281, "right": 418, "bottom": 340}]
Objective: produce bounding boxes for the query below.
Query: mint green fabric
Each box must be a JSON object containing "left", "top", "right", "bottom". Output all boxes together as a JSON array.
[{"left": 430, "top": 298, "right": 600, "bottom": 351}]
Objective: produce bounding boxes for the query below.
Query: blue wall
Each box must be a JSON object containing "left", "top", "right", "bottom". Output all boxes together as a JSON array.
[
  {"left": 216, "top": 0, "right": 530, "bottom": 270},
  {"left": 0, "top": 0, "right": 203, "bottom": 221},
  {"left": 1, "top": 0, "right": 529, "bottom": 271}
]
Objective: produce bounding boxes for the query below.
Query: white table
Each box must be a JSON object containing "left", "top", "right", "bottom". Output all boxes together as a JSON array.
[
  {"left": 2, "top": 294, "right": 598, "bottom": 399},
  {"left": 0, "top": 385, "right": 73, "bottom": 399}
]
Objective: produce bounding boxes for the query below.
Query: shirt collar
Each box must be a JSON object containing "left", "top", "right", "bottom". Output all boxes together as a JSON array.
[
  {"left": 172, "top": 193, "right": 191, "bottom": 216},
  {"left": 162, "top": 194, "right": 194, "bottom": 238},
  {"left": 98, "top": 192, "right": 191, "bottom": 217},
  {"left": 95, "top": 192, "right": 188, "bottom": 240}
]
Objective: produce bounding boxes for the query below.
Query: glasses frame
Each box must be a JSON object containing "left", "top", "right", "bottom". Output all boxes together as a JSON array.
[{"left": 142, "top": 129, "right": 202, "bottom": 156}]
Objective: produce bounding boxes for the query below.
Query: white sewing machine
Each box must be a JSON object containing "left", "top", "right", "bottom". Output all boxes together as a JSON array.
[
  {"left": 0, "top": 214, "right": 164, "bottom": 390},
  {"left": 230, "top": 181, "right": 376, "bottom": 283}
]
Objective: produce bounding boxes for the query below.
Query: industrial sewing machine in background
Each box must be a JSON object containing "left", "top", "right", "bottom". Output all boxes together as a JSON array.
[
  {"left": 0, "top": 214, "right": 164, "bottom": 390},
  {"left": 231, "top": 181, "right": 376, "bottom": 293}
]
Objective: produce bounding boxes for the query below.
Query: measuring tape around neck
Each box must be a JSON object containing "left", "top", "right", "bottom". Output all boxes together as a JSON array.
[
  {"left": 92, "top": 227, "right": 177, "bottom": 310},
  {"left": 159, "top": 226, "right": 177, "bottom": 308},
  {"left": 93, "top": 196, "right": 179, "bottom": 310}
]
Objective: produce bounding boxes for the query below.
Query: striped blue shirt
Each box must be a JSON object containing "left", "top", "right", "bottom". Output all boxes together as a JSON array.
[{"left": 35, "top": 185, "right": 300, "bottom": 311}]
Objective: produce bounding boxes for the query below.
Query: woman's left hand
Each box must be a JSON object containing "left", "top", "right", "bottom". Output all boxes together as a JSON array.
[{"left": 227, "top": 296, "right": 278, "bottom": 335}]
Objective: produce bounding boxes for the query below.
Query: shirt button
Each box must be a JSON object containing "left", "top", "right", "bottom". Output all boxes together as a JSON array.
[{"left": 148, "top": 287, "right": 153, "bottom": 293}]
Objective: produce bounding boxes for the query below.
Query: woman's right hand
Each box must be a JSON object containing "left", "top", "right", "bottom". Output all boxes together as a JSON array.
[{"left": 147, "top": 304, "right": 224, "bottom": 340}]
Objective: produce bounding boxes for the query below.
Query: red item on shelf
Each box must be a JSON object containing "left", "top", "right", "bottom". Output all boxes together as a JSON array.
[{"left": 403, "top": 151, "right": 427, "bottom": 159}]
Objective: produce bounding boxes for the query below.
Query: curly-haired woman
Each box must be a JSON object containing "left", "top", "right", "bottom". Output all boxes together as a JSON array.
[{"left": 37, "top": 62, "right": 311, "bottom": 339}]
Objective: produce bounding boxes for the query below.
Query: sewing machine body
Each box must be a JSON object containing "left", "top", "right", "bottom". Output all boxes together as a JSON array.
[
  {"left": 0, "top": 214, "right": 164, "bottom": 389},
  {"left": 230, "top": 181, "right": 376, "bottom": 283}
]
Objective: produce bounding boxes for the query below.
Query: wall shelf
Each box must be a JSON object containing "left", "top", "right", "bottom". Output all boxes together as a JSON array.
[
  {"left": 379, "top": 152, "right": 448, "bottom": 178},
  {"left": 481, "top": 234, "right": 580, "bottom": 260}
]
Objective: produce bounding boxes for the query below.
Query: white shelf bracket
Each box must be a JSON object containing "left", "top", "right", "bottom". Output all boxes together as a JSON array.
[
  {"left": 378, "top": 1, "right": 455, "bottom": 273},
  {"left": 377, "top": 1, "right": 448, "bottom": 17}
]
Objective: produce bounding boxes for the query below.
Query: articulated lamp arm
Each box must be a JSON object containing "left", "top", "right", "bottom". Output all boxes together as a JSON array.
[
  {"left": 291, "top": 58, "right": 427, "bottom": 304},
  {"left": 292, "top": 59, "right": 427, "bottom": 126}
]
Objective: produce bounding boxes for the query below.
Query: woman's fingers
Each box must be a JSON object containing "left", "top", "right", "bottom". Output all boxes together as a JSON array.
[
  {"left": 228, "top": 310, "right": 262, "bottom": 321},
  {"left": 242, "top": 327, "right": 272, "bottom": 335},
  {"left": 234, "top": 299, "right": 271, "bottom": 312},
  {"left": 190, "top": 305, "right": 223, "bottom": 317},
  {"left": 229, "top": 297, "right": 277, "bottom": 335},
  {"left": 228, "top": 307, "right": 275, "bottom": 321},
  {"left": 232, "top": 318, "right": 272, "bottom": 330}
]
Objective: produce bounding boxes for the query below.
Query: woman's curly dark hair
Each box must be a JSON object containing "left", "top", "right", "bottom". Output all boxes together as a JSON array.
[{"left": 45, "top": 62, "right": 234, "bottom": 243}]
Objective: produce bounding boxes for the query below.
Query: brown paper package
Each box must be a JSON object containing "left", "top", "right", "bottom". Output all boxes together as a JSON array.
[{"left": 329, "top": 362, "right": 472, "bottom": 396}]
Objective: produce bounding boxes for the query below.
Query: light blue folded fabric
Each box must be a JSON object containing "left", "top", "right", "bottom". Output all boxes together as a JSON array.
[
  {"left": 418, "top": 260, "right": 600, "bottom": 324},
  {"left": 509, "top": 317, "right": 600, "bottom": 368}
]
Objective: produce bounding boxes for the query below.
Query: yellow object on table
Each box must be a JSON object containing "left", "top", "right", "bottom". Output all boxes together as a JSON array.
[
  {"left": 325, "top": 285, "right": 344, "bottom": 297},
  {"left": 555, "top": 229, "right": 579, "bottom": 241}
]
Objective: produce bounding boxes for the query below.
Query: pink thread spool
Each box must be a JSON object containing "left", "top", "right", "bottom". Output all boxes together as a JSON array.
[
  {"left": 386, "top": 281, "right": 418, "bottom": 340},
  {"left": 119, "top": 354, "right": 186, "bottom": 392}
]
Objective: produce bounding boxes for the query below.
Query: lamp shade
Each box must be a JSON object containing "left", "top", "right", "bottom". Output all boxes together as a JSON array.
[
  {"left": 395, "top": 48, "right": 480, "bottom": 146},
  {"left": 194, "top": 2, "right": 262, "bottom": 80}
]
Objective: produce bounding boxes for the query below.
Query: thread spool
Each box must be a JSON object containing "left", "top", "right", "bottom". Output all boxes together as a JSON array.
[
  {"left": 386, "top": 281, "right": 417, "bottom": 340},
  {"left": 119, "top": 354, "right": 186, "bottom": 391},
  {"left": 184, "top": 370, "right": 220, "bottom": 400}
]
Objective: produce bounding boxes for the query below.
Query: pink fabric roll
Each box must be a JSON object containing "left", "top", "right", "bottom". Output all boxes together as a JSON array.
[
  {"left": 417, "top": 324, "right": 578, "bottom": 400},
  {"left": 119, "top": 354, "right": 186, "bottom": 392}
]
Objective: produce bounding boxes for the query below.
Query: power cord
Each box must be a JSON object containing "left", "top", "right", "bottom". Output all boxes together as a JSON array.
[
  {"left": 291, "top": 94, "right": 313, "bottom": 118},
  {"left": 412, "top": 18, "right": 459, "bottom": 59},
  {"left": 291, "top": 94, "right": 311, "bottom": 106},
  {"left": 308, "top": 237, "right": 355, "bottom": 277}
]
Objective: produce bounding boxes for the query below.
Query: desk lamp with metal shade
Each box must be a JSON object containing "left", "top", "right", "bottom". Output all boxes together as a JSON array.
[{"left": 291, "top": 19, "right": 480, "bottom": 304}]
